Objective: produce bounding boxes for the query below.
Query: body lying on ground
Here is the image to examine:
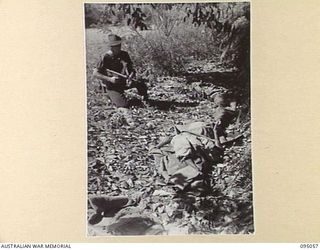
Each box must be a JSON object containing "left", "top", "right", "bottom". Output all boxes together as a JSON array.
[
  {"left": 149, "top": 103, "right": 240, "bottom": 194},
  {"left": 149, "top": 121, "right": 224, "bottom": 193}
]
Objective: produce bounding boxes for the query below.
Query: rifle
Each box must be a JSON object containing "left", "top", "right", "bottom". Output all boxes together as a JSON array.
[
  {"left": 104, "top": 68, "right": 138, "bottom": 88},
  {"left": 105, "top": 68, "right": 136, "bottom": 82}
]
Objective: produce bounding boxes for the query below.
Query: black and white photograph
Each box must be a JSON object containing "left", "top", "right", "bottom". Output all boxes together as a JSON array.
[{"left": 85, "top": 2, "right": 253, "bottom": 236}]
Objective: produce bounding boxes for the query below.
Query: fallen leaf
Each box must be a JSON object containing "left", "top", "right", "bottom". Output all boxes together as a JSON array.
[{"left": 153, "top": 190, "right": 173, "bottom": 197}]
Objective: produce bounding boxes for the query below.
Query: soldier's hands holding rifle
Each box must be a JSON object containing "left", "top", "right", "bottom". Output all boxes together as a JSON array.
[{"left": 109, "top": 76, "right": 121, "bottom": 84}]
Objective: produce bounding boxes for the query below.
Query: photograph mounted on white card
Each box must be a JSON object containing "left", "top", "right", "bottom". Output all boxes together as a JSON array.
[{"left": 84, "top": 2, "right": 253, "bottom": 236}]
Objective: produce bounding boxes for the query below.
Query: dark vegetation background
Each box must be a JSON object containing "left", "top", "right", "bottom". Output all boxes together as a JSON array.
[
  {"left": 85, "top": 2, "right": 253, "bottom": 235},
  {"left": 85, "top": 3, "right": 249, "bottom": 75}
]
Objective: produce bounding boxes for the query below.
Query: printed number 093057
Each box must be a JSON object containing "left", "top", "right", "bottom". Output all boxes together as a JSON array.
[{"left": 300, "top": 244, "right": 319, "bottom": 248}]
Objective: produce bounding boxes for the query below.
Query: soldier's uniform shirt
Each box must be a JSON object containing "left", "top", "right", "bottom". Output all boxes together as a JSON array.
[
  {"left": 96, "top": 50, "right": 134, "bottom": 91},
  {"left": 95, "top": 50, "right": 147, "bottom": 108}
]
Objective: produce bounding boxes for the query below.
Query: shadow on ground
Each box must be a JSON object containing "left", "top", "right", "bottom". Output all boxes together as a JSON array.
[
  {"left": 183, "top": 70, "right": 250, "bottom": 105},
  {"left": 129, "top": 98, "right": 199, "bottom": 111},
  {"left": 147, "top": 99, "right": 199, "bottom": 110}
]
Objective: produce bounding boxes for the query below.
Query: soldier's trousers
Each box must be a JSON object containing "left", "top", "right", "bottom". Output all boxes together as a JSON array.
[{"left": 101, "top": 80, "right": 148, "bottom": 108}]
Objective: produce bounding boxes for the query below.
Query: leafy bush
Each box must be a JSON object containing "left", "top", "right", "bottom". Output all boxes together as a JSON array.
[
  {"left": 85, "top": 3, "right": 250, "bottom": 77},
  {"left": 123, "top": 23, "right": 221, "bottom": 76},
  {"left": 85, "top": 4, "right": 101, "bottom": 28}
]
